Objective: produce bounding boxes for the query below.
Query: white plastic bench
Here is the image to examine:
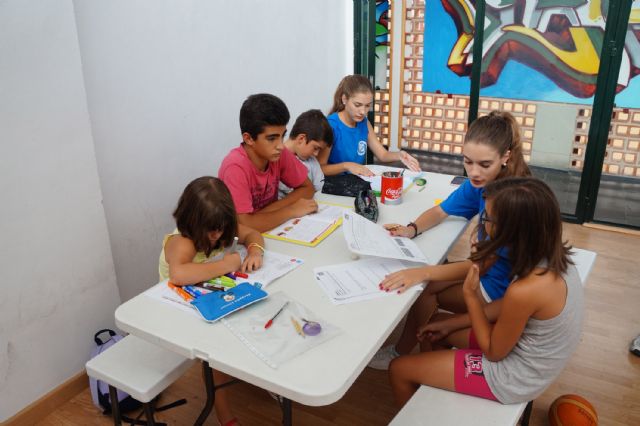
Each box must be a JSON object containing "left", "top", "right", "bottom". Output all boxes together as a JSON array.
[
  {"left": 85, "top": 334, "right": 194, "bottom": 425},
  {"left": 389, "top": 248, "right": 596, "bottom": 426}
]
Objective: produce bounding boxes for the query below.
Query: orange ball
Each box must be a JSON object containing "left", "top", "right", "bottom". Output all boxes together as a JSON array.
[{"left": 549, "top": 394, "right": 598, "bottom": 426}]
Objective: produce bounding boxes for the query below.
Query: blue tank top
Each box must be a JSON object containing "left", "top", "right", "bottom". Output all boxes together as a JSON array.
[
  {"left": 440, "top": 180, "right": 512, "bottom": 301},
  {"left": 327, "top": 112, "right": 369, "bottom": 165}
]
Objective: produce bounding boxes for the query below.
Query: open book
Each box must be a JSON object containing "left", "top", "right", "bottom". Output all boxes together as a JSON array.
[{"left": 263, "top": 202, "right": 348, "bottom": 247}]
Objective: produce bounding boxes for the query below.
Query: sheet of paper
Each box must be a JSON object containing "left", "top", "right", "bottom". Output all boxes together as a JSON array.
[
  {"left": 265, "top": 203, "right": 346, "bottom": 244},
  {"left": 236, "top": 247, "right": 303, "bottom": 289},
  {"left": 313, "top": 257, "right": 421, "bottom": 305},
  {"left": 342, "top": 210, "right": 431, "bottom": 264},
  {"left": 144, "top": 281, "right": 200, "bottom": 317}
]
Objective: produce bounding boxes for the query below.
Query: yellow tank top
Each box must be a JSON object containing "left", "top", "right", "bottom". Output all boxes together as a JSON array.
[{"left": 158, "top": 229, "right": 224, "bottom": 281}]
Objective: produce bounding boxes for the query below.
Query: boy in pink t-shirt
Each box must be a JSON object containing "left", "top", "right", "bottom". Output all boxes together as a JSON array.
[{"left": 219, "top": 94, "right": 317, "bottom": 232}]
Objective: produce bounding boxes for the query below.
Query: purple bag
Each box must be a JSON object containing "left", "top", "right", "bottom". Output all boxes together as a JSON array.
[{"left": 89, "top": 329, "right": 142, "bottom": 414}]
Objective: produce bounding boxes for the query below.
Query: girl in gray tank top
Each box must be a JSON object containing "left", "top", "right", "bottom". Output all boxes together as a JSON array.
[{"left": 389, "top": 177, "right": 584, "bottom": 407}]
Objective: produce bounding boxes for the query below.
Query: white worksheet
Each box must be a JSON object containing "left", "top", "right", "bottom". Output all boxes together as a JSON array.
[
  {"left": 235, "top": 247, "right": 304, "bottom": 289},
  {"left": 342, "top": 210, "right": 431, "bottom": 264},
  {"left": 313, "top": 257, "right": 421, "bottom": 305}
]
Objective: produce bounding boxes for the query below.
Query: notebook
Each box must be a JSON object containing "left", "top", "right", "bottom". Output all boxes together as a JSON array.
[
  {"left": 262, "top": 202, "right": 348, "bottom": 247},
  {"left": 190, "top": 283, "right": 268, "bottom": 322}
]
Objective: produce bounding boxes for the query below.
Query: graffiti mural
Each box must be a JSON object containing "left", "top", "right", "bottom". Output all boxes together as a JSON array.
[
  {"left": 375, "top": 0, "right": 390, "bottom": 89},
  {"left": 423, "top": 0, "right": 640, "bottom": 107}
]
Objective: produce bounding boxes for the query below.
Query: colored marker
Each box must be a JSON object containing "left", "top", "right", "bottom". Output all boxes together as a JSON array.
[
  {"left": 264, "top": 301, "right": 289, "bottom": 329},
  {"left": 183, "top": 286, "right": 201, "bottom": 298},
  {"left": 225, "top": 273, "right": 237, "bottom": 280},
  {"left": 167, "top": 282, "right": 193, "bottom": 302},
  {"left": 234, "top": 271, "right": 249, "bottom": 279}
]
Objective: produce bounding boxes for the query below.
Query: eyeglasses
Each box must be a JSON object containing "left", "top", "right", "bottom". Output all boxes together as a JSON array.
[{"left": 479, "top": 209, "right": 493, "bottom": 225}]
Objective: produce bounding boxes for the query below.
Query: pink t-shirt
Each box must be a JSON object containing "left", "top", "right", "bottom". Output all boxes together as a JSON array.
[{"left": 218, "top": 145, "right": 308, "bottom": 214}]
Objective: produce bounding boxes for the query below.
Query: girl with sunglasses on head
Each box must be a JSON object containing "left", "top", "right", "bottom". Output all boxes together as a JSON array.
[
  {"left": 369, "top": 111, "right": 531, "bottom": 369},
  {"left": 390, "top": 177, "right": 583, "bottom": 407}
]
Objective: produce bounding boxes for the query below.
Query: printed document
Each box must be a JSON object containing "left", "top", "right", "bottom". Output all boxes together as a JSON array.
[
  {"left": 342, "top": 210, "right": 431, "bottom": 264},
  {"left": 313, "top": 257, "right": 421, "bottom": 305}
]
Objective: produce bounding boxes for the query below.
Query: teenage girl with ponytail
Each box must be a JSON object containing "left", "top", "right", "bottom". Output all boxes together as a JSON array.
[
  {"left": 368, "top": 111, "right": 532, "bottom": 370},
  {"left": 318, "top": 74, "right": 421, "bottom": 176}
]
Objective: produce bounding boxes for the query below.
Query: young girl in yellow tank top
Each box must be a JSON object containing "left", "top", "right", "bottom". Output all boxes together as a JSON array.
[{"left": 159, "top": 176, "right": 264, "bottom": 426}]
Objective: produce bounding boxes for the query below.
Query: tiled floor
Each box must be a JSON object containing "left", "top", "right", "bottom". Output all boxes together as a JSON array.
[{"left": 379, "top": 151, "right": 640, "bottom": 228}]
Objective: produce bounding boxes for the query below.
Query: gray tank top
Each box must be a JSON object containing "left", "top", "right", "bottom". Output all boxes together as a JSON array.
[{"left": 484, "top": 263, "right": 584, "bottom": 404}]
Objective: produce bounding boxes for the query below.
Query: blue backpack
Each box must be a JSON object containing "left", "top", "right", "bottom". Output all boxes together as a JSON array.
[{"left": 89, "top": 329, "right": 143, "bottom": 414}]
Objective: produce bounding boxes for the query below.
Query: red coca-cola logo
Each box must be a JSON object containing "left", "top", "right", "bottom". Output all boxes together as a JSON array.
[{"left": 385, "top": 188, "right": 402, "bottom": 199}]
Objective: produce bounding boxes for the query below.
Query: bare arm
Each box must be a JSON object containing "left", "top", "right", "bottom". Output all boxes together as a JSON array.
[
  {"left": 385, "top": 205, "right": 450, "bottom": 238},
  {"left": 365, "top": 121, "right": 420, "bottom": 171},
  {"left": 166, "top": 235, "right": 240, "bottom": 285},
  {"left": 317, "top": 144, "right": 373, "bottom": 176},
  {"left": 238, "top": 179, "right": 318, "bottom": 232},
  {"left": 260, "top": 178, "right": 315, "bottom": 213},
  {"left": 463, "top": 265, "right": 533, "bottom": 361},
  {"left": 417, "top": 299, "right": 504, "bottom": 342},
  {"left": 237, "top": 223, "right": 264, "bottom": 273},
  {"left": 380, "top": 259, "right": 473, "bottom": 293}
]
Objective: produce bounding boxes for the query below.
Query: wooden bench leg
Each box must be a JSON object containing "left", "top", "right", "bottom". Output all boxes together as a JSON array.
[{"left": 520, "top": 400, "right": 533, "bottom": 426}]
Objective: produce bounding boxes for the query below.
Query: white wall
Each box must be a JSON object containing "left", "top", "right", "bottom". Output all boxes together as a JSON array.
[
  {"left": 0, "top": 1, "right": 121, "bottom": 421},
  {"left": 73, "top": 0, "right": 354, "bottom": 301}
]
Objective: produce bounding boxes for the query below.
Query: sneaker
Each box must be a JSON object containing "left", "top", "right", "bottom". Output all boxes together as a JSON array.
[
  {"left": 630, "top": 335, "right": 640, "bottom": 357},
  {"left": 368, "top": 345, "right": 400, "bottom": 370}
]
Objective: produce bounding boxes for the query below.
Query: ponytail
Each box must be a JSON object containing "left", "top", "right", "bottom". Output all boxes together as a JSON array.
[
  {"left": 465, "top": 111, "right": 531, "bottom": 179},
  {"left": 329, "top": 75, "right": 374, "bottom": 115}
]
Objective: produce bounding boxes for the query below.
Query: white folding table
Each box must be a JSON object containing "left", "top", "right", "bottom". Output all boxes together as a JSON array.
[{"left": 115, "top": 170, "right": 469, "bottom": 425}]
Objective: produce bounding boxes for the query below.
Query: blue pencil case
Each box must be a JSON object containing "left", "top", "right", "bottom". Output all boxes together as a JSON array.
[{"left": 191, "top": 283, "right": 268, "bottom": 322}]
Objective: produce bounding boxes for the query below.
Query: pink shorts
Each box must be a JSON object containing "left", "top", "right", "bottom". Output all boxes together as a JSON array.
[{"left": 453, "top": 331, "right": 498, "bottom": 401}]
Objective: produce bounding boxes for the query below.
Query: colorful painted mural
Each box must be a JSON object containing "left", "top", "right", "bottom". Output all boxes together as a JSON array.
[
  {"left": 375, "top": 0, "right": 390, "bottom": 89},
  {"left": 423, "top": 0, "right": 640, "bottom": 107}
]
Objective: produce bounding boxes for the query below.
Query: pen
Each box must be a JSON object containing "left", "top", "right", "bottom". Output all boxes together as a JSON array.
[
  {"left": 418, "top": 186, "right": 426, "bottom": 192},
  {"left": 264, "top": 301, "right": 289, "bottom": 329},
  {"left": 291, "top": 316, "right": 305, "bottom": 338},
  {"left": 234, "top": 271, "right": 249, "bottom": 279}
]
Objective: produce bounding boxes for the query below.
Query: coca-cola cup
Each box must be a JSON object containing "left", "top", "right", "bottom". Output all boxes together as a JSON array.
[{"left": 381, "top": 171, "right": 403, "bottom": 205}]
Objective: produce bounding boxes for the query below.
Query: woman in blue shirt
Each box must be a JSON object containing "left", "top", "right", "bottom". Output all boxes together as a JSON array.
[
  {"left": 318, "top": 75, "right": 421, "bottom": 176},
  {"left": 369, "top": 111, "right": 531, "bottom": 370}
]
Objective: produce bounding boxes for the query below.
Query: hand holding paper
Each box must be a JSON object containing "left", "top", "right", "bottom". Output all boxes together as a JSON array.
[{"left": 342, "top": 210, "right": 431, "bottom": 264}]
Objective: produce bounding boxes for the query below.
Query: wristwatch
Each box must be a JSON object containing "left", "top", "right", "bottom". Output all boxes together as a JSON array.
[{"left": 407, "top": 222, "right": 420, "bottom": 239}]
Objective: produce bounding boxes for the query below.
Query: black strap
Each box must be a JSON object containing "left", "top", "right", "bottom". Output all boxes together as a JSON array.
[{"left": 94, "top": 329, "right": 117, "bottom": 346}]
